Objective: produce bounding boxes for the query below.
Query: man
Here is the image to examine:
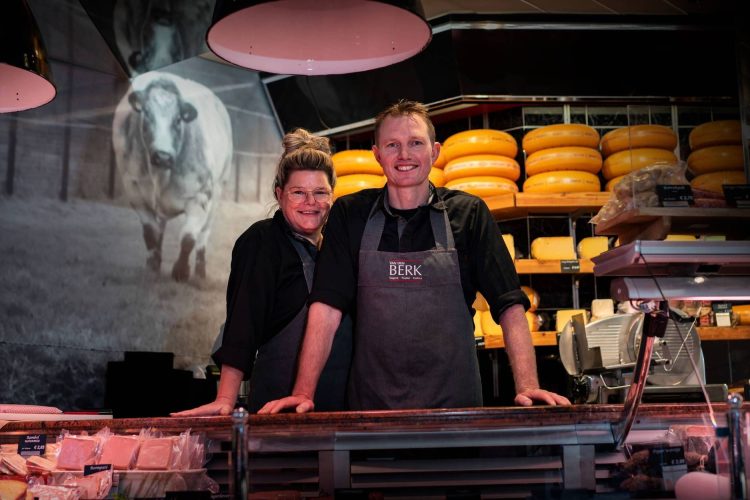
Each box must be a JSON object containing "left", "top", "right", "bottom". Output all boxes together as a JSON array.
[{"left": 260, "top": 100, "right": 570, "bottom": 413}]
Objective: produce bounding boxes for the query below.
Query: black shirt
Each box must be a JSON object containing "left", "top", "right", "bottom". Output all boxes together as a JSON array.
[
  {"left": 213, "top": 210, "right": 315, "bottom": 377},
  {"left": 310, "top": 186, "right": 530, "bottom": 322}
]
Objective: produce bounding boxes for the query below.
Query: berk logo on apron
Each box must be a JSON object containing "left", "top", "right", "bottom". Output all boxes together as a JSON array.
[{"left": 388, "top": 259, "right": 423, "bottom": 281}]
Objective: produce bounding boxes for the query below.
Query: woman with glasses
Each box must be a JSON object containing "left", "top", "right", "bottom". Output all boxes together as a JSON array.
[{"left": 173, "top": 128, "right": 352, "bottom": 415}]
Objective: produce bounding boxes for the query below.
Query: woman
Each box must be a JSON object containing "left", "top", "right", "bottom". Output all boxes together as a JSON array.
[{"left": 172, "top": 129, "right": 352, "bottom": 415}]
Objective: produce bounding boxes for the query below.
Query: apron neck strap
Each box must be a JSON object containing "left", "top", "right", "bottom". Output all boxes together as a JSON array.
[
  {"left": 287, "top": 235, "right": 315, "bottom": 290},
  {"left": 361, "top": 189, "right": 455, "bottom": 251}
]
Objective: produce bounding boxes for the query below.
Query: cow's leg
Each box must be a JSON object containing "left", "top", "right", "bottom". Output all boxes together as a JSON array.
[
  {"left": 172, "top": 233, "right": 194, "bottom": 282},
  {"left": 193, "top": 200, "right": 219, "bottom": 280},
  {"left": 136, "top": 209, "right": 165, "bottom": 273},
  {"left": 171, "top": 197, "right": 208, "bottom": 282}
]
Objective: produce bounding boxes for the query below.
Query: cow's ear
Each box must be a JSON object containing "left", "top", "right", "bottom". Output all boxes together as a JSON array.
[
  {"left": 180, "top": 102, "right": 197, "bottom": 123},
  {"left": 128, "top": 91, "right": 143, "bottom": 112}
]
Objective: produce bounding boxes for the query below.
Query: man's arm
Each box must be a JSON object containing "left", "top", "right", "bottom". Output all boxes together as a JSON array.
[
  {"left": 258, "top": 302, "right": 342, "bottom": 414},
  {"left": 499, "top": 304, "right": 570, "bottom": 406}
]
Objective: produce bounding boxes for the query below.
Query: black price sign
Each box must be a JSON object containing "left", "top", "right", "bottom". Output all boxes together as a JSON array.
[
  {"left": 560, "top": 260, "right": 580, "bottom": 273},
  {"left": 657, "top": 185, "right": 694, "bottom": 207},
  {"left": 18, "top": 434, "right": 46, "bottom": 457},
  {"left": 84, "top": 464, "right": 111, "bottom": 476},
  {"left": 723, "top": 184, "right": 750, "bottom": 208}
]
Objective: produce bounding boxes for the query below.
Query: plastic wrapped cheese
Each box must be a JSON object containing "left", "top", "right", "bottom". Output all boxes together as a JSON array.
[
  {"left": 56, "top": 435, "right": 99, "bottom": 470},
  {"left": 135, "top": 437, "right": 176, "bottom": 470},
  {"left": 98, "top": 435, "right": 141, "bottom": 470}
]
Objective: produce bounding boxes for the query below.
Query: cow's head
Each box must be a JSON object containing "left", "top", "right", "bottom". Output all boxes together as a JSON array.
[
  {"left": 129, "top": 79, "right": 197, "bottom": 170},
  {"left": 128, "top": 7, "right": 184, "bottom": 74}
]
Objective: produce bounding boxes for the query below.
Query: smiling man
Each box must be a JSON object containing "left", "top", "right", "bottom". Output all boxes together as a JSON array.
[{"left": 260, "top": 100, "right": 570, "bottom": 413}]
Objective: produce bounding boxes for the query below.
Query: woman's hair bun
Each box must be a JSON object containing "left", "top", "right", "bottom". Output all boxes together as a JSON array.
[{"left": 282, "top": 128, "right": 331, "bottom": 157}]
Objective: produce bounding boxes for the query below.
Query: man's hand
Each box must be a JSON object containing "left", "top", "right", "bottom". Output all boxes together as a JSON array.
[
  {"left": 514, "top": 388, "right": 571, "bottom": 407},
  {"left": 258, "top": 395, "right": 315, "bottom": 414},
  {"left": 170, "top": 398, "right": 235, "bottom": 417}
]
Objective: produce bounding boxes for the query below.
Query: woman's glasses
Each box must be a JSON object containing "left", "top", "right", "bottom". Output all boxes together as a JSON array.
[{"left": 287, "top": 189, "right": 332, "bottom": 203}]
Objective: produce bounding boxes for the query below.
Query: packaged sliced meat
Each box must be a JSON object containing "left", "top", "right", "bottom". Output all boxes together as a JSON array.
[
  {"left": 97, "top": 435, "right": 140, "bottom": 470},
  {"left": 57, "top": 436, "right": 99, "bottom": 470},
  {"left": 134, "top": 437, "right": 176, "bottom": 470}
]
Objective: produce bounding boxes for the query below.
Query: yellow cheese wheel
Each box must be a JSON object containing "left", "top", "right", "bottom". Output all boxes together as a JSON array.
[
  {"left": 689, "top": 120, "right": 741, "bottom": 150},
  {"left": 522, "top": 124, "right": 599, "bottom": 155},
  {"left": 690, "top": 170, "right": 747, "bottom": 194},
  {"left": 577, "top": 236, "right": 609, "bottom": 259},
  {"left": 523, "top": 170, "right": 600, "bottom": 194},
  {"left": 481, "top": 310, "right": 502, "bottom": 336},
  {"left": 687, "top": 145, "right": 744, "bottom": 175},
  {"left": 732, "top": 304, "right": 750, "bottom": 325},
  {"left": 525, "top": 146, "right": 602, "bottom": 176},
  {"left": 600, "top": 125, "right": 677, "bottom": 157},
  {"left": 333, "top": 174, "right": 386, "bottom": 198},
  {"left": 429, "top": 167, "right": 445, "bottom": 187},
  {"left": 605, "top": 175, "right": 626, "bottom": 192},
  {"left": 443, "top": 154, "right": 521, "bottom": 182},
  {"left": 521, "top": 285, "right": 539, "bottom": 312},
  {"left": 530, "top": 236, "right": 576, "bottom": 260},
  {"left": 474, "top": 310, "right": 483, "bottom": 337},
  {"left": 473, "top": 292, "right": 489, "bottom": 312},
  {"left": 433, "top": 148, "right": 447, "bottom": 169},
  {"left": 502, "top": 234, "right": 515, "bottom": 260},
  {"left": 331, "top": 150, "right": 383, "bottom": 176},
  {"left": 665, "top": 234, "right": 697, "bottom": 241},
  {"left": 481, "top": 310, "right": 539, "bottom": 335},
  {"left": 442, "top": 129, "right": 518, "bottom": 162},
  {"left": 555, "top": 309, "right": 588, "bottom": 333},
  {"left": 445, "top": 176, "right": 519, "bottom": 198},
  {"left": 601, "top": 148, "right": 678, "bottom": 180}
]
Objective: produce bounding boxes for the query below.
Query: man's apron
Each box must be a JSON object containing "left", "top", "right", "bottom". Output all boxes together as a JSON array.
[
  {"left": 248, "top": 236, "right": 352, "bottom": 412},
  {"left": 348, "top": 193, "right": 482, "bottom": 410}
]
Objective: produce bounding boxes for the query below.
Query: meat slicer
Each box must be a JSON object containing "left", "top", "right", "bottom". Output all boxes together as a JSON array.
[{"left": 576, "top": 240, "right": 750, "bottom": 457}]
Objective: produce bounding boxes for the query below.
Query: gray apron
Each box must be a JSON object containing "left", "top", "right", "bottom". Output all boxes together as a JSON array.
[
  {"left": 349, "top": 191, "right": 482, "bottom": 410},
  {"left": 248, "top": 235, "right": 352, "bottom": 413}
]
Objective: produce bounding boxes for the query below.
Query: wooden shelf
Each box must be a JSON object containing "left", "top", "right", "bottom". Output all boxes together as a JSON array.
[
  {"left": 697, "top": 326, "right": 750, "bottom": 341},
  {"left": 480, "top": 326, "right": 750, "bottom": 350},
  {"left": 486, "top": 192, "right": 611, "bottom": 220},
  {"left": 482, "top": 331, "right": 558, "bottom": 349},
  {"left": 515, "top": 259, "right": 594, "bottom": 274},
  {"left": 594, "top": 207, "right": 750, "bottom": 244}
]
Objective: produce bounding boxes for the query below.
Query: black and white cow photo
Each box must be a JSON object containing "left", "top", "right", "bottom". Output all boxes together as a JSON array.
[{"left": 112, "top": 72, "right": 233, "bottom": 281}]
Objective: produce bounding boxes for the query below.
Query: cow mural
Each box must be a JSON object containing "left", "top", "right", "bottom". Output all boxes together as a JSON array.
[
  {"left": 112, "top": 72, "right": 232, "bottom": 281},
  {"left": 113, "top": 0, "right": 213, "bottom": 75}
]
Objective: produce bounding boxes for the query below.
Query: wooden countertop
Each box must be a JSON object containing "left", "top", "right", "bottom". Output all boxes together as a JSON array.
[{"left": 0, "top": 403, "right": 739, "bottom": 437}]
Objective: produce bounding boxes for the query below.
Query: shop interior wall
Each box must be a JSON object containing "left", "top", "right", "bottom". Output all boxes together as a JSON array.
[{"left": 0, "top": 0, "right": 282, "bottom": 411}]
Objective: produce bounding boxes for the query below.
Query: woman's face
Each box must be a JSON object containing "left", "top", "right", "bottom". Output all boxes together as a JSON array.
[{"left": 276, "top": 170, "right": 333, "bottom": 240}]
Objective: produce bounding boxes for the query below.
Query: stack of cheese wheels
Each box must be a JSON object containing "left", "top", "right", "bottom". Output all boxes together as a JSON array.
[
  {"left": 687, "top": 120, "right": 746, "bottom": 193},
  {"left": 521, "top": 124, "right": 602, "bottom": 194},
  {"left": 599, "top": 125, "right": 678, "bottom": 191},
  {"left": 442, "top": 129, "right": 520, "bottom": 200},
  {"left": 430, "top": 148, "right": 448, "bottom": 187},
  {"left": 331, "top": 150, "right": 386, "bottom": 199}
]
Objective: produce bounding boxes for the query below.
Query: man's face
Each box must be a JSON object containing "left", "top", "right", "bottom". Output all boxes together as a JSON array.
[{"left": 373, "top": 114, "right": 438, "bottom": 189}]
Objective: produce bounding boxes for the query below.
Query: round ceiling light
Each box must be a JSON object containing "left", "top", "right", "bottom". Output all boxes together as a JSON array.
[{"left": 207, "top": 0, "right": 432, "bottom": 75}]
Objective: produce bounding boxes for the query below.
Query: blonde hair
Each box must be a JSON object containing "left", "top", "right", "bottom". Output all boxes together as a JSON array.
[
  {"left": 373, "top": 100, "right": 435, "bottom": 145},
  {"left": 273, "top": 128, "right": 335, "bottom": 199}
]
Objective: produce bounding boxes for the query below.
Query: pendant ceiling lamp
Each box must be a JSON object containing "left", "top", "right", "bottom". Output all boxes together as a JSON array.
[
  {"left": 0, "top": 0, "right": 56, "bottom": 113},
  {"left": 207, "top": 0, "right": 431, "bottom": 75}
]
